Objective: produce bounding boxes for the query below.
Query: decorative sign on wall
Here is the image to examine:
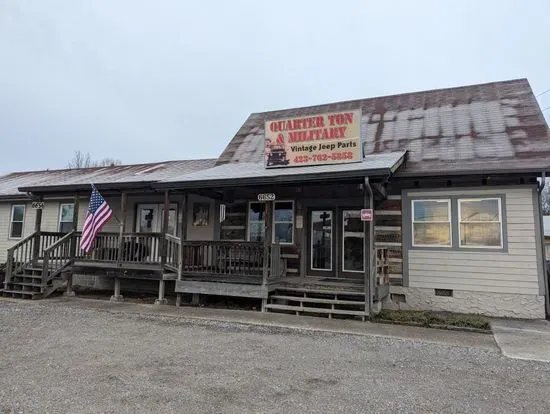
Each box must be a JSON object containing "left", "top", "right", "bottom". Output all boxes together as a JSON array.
[
  {"left": 257, "top": 193, "right": 276, "bottom": 201},
  {"left": 192, "top": 202, "right": 209, "bottom": 227},
  {"left": 31, "top": 201, "right": 44, "bottom": 210},
  {"left": 264, "top": 109, "right": 362, "bottom": 168}
]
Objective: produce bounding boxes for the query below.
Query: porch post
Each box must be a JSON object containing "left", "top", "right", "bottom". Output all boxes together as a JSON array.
[
  {"left": 32, "top": 198, "right": 43, "bottom": 267},
  {"left": 65, "top": 193, "right": 79, "bottom": 297},
  {"left": 261, "top": 201, "right": 273, "bottom": 311},
  {"left": 156, "top": 190, "right": 170, "bottom": 305},
  {"left": 111, "top": 191, "right": 126, "bottom": 302},
  {"left": 364, "top": 177, "right": 374, "bottom": 320},
  {"left": 176, "top": 192, "right": 188, "bottom": 307}
]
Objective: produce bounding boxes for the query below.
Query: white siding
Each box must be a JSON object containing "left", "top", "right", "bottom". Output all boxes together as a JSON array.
[
  {"left": 407, "top": 187, "right": 542, "bottom": 295},
  {"left": 0, "top": 201, "right": 36, "bottom": 263}
]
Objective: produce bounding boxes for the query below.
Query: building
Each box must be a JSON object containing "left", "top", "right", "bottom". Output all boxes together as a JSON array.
[{"left": 2, "top": 78, "right": 550, "bottom": 319}]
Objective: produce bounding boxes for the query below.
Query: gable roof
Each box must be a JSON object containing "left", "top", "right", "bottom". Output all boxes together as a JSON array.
[
  {"left": 0, "top": 159, "right": 216, "bottom": 197},
  {"left": 217, "top": 78, "right": 550, "bottom": 176}
]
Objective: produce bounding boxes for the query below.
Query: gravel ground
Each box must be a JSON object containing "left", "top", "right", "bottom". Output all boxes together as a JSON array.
[{"left": 0, "top": 299, "right": 549, "bottom": 413}]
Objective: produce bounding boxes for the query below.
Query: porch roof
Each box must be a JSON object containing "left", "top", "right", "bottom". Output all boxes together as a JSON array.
[
  {"left": 155, "top": 151, "right": 406, "bottom": 189},
  {"left": 8, "top": 159, "right": 215, "bottom": 196}
]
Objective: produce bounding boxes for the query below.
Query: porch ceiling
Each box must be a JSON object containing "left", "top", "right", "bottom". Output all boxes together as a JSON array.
[{"left": 155, "top": 151, "right": 407, "bottom": 189}]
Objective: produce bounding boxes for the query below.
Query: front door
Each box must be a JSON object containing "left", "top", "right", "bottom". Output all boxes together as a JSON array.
[
  {"left": 137, "top": 204, "right": 159, "bottom": 233},
  {"left": 309, "top": 209, "right": 335, "bottom": 277},
  {"left": 136, "top": 204, "right": 177, "bottom": 235},
  {"left": 308, "top": 208, "right": 365, "bottom": 279},
  {"left": 340, "top": 210, "right": 365, "bottom": 278}
]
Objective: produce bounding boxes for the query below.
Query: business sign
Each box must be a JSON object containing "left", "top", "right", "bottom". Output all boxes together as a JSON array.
[
  {"left": 360, "top": 208, "right": 373, "bottom": 221},
  {"left": 257, "top": 193, "right": 276, "bottom": 201},
  {"left": 264, "top": 109, "right": 362, "bottom": 168}
]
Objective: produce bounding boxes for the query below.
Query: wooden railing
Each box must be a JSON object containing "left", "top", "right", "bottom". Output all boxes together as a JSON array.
[
  {"left": 179, "top": 240, "right": 287, "bottom": 283},
  {"left": 42, "top": 231, "right": 75, "bottom": 288},
  {"left": 74, "top": 232, "right": 163, "bottom": 264},
  {"left": 181, "top": 241, "right": 265, "bottom": 277},
  {"left": 164, "top": 234, "right": 181, "bottom": 273},
  {"left": 5, "top": 232, "right": 37, "bottom": 285},
  {"left": 38, "top": 232, "right": 66, "bottom": 258},
  {"left": 4, "top": 231, "right": 67, "bottom": 286}
]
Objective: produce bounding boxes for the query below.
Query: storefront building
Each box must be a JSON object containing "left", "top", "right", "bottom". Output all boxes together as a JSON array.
[{"left": 2, "top": 78, "right": 550, "bottom": 319}]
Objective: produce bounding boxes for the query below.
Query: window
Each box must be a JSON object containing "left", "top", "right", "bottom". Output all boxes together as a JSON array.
[
  {"left": 248, "top": 202, "right": 265, "bottom": 242},
  {"left": 458, "top": 198, "right": 502, "bottom": 248},
  {"left": 273, "top": 201, "right": 294, "bottom": 244},
  {"left": 58, "top": 203, "right": 74, "bottom": 233},
  {"left": 9, "top": 204, "right": 25, "bottom": 239},
  {"left": 247, "top": 201, "right": 294, "bottom": 243},
  {"left": 412, "top": 199, "right": 451, "bottom": 247}
]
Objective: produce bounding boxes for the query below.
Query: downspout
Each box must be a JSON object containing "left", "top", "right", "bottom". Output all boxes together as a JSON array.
[
  {"left": 364, "top": 177, "right": 374, "bottom": 319},
  {"left": 537, "top": 172, "right": 550, "bottom": 318}
]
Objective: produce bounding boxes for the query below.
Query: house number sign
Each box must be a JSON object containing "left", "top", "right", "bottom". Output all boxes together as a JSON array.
[
  {"left": 31, "top": 201, "right": 44, "bottom": 210},
  {"left": 257, "top": 193, "right": 276, "bottom": 201}
]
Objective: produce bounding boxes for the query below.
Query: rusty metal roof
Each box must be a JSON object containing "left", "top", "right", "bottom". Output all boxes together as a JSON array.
[
  {"left": 216, "top": 78, "right": 550, "bottom": 176},
  {"left": 0, "top": 159, "right": 216, "bottom": 197}
]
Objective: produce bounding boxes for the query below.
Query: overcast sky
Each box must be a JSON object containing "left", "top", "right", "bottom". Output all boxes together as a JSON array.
[{"left": 1, "top": 0, "right": 549, "bottom": 173}]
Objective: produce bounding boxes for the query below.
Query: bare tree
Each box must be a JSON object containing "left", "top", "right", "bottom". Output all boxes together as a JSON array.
[{"left": 67, "top": 151, "right": 121, "bottom": 169}]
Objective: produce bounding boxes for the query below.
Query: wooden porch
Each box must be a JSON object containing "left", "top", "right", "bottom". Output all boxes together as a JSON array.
[{"left": 2, "top": 230, "right": 287, "bottom": 300}]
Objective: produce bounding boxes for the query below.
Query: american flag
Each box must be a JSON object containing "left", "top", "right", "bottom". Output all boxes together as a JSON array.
[{"left": 80, "top": 187, "right": 113, "bottom": 252}]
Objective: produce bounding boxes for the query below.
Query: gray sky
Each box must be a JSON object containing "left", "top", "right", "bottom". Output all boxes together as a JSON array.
[{"left": 1, "top": 0, "right": 549, "bottom": 173}]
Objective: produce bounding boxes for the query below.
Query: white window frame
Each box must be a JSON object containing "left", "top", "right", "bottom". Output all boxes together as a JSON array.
[
  {"left": 411, "top": 199, "right": 452, "bottom": 248},
  {"left": 9, "top": 204, "right": 26, "bottom": 239},
  {"left": 58, "top": 203, "right": 75, "bottom": 233},
  {"left": 272, "top": 200, "right": 294, "bottom": 245},
  {"left": 458, "top": 197, "right": 503, "bottom": 249}
]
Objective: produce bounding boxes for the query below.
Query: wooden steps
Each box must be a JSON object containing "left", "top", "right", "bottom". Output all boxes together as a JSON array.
[
  {"left": 264, "top": 304, "right": 366, "bottom": 317},
  {"left": 266, "top": 286, "right": 367, "bottom": 320},
  {"left": 269, "top": 295, "right": 364, "bottom": 306},
  {"left": 2, "top": 289, "right": 42, "bottom": 299},
  {"left": 3, "top": 266, "right": 65, "bottom": 300}
]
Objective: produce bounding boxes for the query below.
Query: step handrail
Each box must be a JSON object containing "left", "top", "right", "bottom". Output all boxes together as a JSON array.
[
  {"left": 42, "top": 231, "right": 76, "bottom": 289},
  {"left": 5, "top": 231, "right": 37, "bottom": 285}
]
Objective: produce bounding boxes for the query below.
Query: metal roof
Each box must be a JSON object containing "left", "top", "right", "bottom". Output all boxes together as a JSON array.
[
  {"left": 216, "top": 78, "right": 550, "bottom": 176},
  {"left": 1, "top": 159, "right": 216, "bottom": 197},
  {"left": 156, "top": 151, "right": 406, "bottom": 188}
]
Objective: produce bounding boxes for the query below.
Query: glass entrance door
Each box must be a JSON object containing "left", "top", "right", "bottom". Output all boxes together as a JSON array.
[
  {"left": 136, "top": 204, "right": 177, "bottom": 235},
  {"left": 308, "top": 208, "right": 365, "bottom": 278},
  {"left": 310, "top": 209, "right": 335, "bottom": 276},
  {"left": 137, "top": 204, "right": 158, "bottom": 233},
  {"left": 341, "top": 210, "right": 365, "bottom": 276}
]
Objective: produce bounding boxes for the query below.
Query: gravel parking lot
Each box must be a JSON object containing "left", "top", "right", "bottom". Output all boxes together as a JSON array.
[{"left": 1, "top": 299, "right": 549, "bottom": 413}]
